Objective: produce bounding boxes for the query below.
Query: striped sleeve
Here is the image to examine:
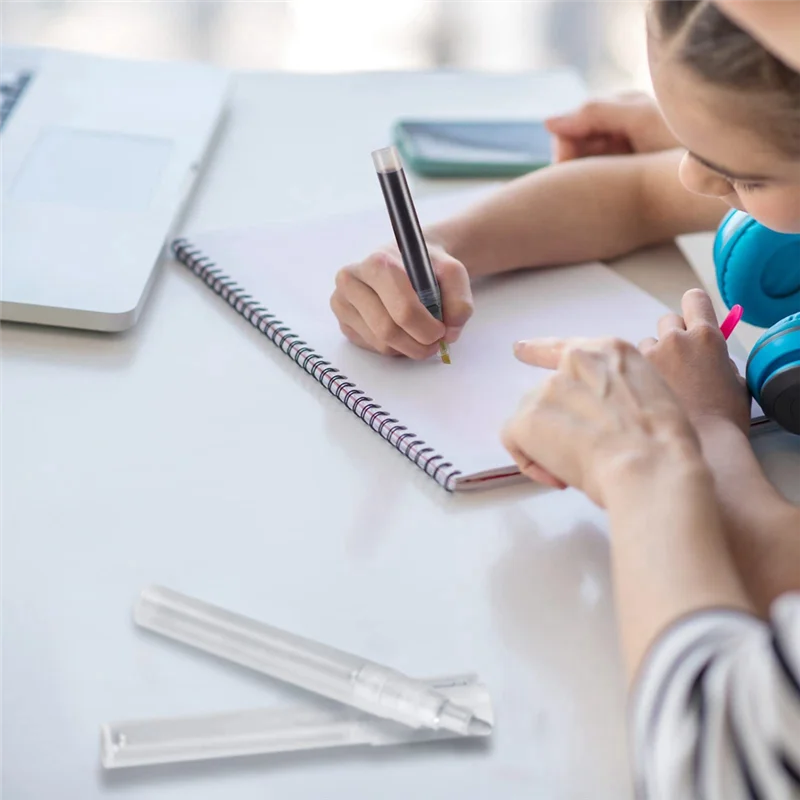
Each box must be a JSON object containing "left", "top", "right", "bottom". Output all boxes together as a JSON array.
[{"left": 630, "top": 592, "right": 800, "bottom": 800}]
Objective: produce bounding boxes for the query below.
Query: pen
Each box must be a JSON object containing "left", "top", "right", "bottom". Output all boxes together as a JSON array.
[
  {"left": 720, "top": 304, "right": 744, "bottom": 340},
  {"left": 372, "top": 145, "right": 451, "bottom": 364},
  {"left": 135, "top": 586, "right": 492, "bottom": 738},
  {"left": 101, "top": 674, "right": 493, "bottom": 768}
]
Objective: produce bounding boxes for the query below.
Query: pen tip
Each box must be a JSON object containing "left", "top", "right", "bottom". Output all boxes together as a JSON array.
[{"left": 439, "top": 341, "right": 451, "bottom": 365}]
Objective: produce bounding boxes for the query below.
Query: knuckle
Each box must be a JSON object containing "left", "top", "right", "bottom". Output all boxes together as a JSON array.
[
  {"left": 589, "top": 337, "right": 631, "bottom": 362},
  {"left": 562, "top": 343, "right": 585, "bottom": 367},
  {"left": 330, "top": 291, "right": 347, "bottom": 315},
  {"left": 361, "top": 251, "right": 391, "bottom": 281},
  {"left": 393, "top": 303, "right": 420, "bottom": 331},
  {"left": 539, "top": 375, "right": 561, "bottom": 401},
  {"left": 374, "top": 316, "right": 399, "bottom": 343},
  {"left": 435, "top": 256, "right": 463, "bottom": 279},
  {"left": 661, "top": 327, "right": 684, "bottom": 347},
  {"left": 454, "top": 297, "right": 475, "bottom": 320},
  {"left": 339, "top": 322, "right": 363, "bottom": 347},
  {"left": 335, "top": 267, "right": 356, "bottom": 292},
  {"left": 690, "top": 320, "right": 720, "bottom": 343},
  {"left": 362, "top": 256, "right": 384, "bottom": 284},
  {"left": 613, "top": 336, "right": 635, "bottom": 353}
]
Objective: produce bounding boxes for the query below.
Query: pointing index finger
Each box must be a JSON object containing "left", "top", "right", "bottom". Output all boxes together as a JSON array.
[{"left": 513, "top": 338, "right": 565, "bottom": 369}]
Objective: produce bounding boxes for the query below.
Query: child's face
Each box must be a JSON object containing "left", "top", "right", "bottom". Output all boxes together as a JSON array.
[{"left": 648, "top": 33, "right": 800, "bottom": 234}]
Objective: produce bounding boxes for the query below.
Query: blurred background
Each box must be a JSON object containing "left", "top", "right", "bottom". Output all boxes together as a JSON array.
[{"left": 2, "top": 1, "right": 651, "bottom": 94}]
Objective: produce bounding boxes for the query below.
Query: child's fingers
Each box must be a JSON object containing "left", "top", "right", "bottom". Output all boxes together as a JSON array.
[
  {"left": 546, "top": 100, "right": 634, "bottom": 138},
  {"left": 551, "top": 135, "right": 580, "bottom": 163},
  {"left": 345, "top": 278, "right": 441, "bottom": 359},
  {"left": 681, "top": 288, "right": 719, "bottom": 330},
  {"left": 353, "top": 255, "right": 445, "bottom": 346},
  {"left": 338, "top": 314, "right": 401, "bottom": 357},
  {"left": 550, "top": 133, "right": 631, "bottom": 163}
]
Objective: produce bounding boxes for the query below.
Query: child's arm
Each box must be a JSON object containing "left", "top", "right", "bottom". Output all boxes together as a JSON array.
[
  {"left": 431, "top": 148, "right": 727, "bottom": 278},
  {"left": 331, "top": 149, "right": 728, "bottom": 357}
]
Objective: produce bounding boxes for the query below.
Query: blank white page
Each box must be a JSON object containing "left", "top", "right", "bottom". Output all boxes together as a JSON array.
[{"left": 185, "top": 191, "right": 672, "bottom": 488}]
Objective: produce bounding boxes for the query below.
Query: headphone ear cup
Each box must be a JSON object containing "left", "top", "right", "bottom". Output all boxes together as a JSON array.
[
  {"left": 746, "top": 313, "right": 800, "bottom": 434},
  {"left": 714, "top": 211, "right": 800, "bottom": 329}
]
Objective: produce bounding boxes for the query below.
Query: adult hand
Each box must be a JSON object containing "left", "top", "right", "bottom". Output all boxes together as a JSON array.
[{"left": 502, "top": 338, "right": 701, "bottom": 506}]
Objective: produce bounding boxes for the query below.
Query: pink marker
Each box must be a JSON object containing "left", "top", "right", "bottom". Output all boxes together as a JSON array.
[{"left": 720, "top": 304, "right": 744, "bottom": 340}]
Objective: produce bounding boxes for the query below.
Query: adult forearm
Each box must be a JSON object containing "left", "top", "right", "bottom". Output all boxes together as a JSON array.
[
  {"left": 603, "top": 450, "right": 753, "bottom": 680},
  {"left": 697, "top": 417, "right": 800, "bottom": 616}
]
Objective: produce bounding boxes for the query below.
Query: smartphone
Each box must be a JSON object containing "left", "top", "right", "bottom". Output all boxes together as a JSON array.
[{"left": 393, "top": 119, "right": 552, "bottom": 178}]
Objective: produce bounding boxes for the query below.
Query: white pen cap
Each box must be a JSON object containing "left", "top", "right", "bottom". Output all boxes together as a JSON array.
[{"left": 372, "top": 145, "right": 403, "bottom": 173}]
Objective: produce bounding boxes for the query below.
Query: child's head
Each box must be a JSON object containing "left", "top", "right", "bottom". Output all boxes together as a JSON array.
[{"left": 648, "top": 0, "right": 800, "bottom": 233}]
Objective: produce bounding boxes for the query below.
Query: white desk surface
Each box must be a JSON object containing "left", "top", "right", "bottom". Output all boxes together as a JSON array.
[{"left": 3, "top": 70, "right": 799, "bottom": 800}]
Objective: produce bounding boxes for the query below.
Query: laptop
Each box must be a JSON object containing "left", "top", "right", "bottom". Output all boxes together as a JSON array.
[{"left": 1, "top": 45, "right": 228, "bottom": 331}]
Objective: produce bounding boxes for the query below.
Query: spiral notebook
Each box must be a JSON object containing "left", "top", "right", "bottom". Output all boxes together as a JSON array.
[{"left": 172, "top": 190, "right": 680, "bottom": 491}]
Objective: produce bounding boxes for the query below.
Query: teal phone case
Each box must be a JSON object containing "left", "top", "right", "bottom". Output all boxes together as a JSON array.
[{"left": 392, "top": 120, "right": 550, "bottom": 179}]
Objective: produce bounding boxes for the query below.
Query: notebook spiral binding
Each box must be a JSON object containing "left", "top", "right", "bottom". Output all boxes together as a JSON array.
[{"left": 172, "top": 239, "right": 462, "bottom": 491}]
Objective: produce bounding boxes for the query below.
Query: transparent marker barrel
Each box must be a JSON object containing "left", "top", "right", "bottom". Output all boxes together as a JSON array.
[{"left": 135, "top": 586, "right": 490, "bottom": 736}]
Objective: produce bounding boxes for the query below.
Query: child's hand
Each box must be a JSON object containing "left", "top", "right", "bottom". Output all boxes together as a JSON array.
[
  {"left": 546, "top": 92, "right": 680, "bottom": 163},
  {"left": 330, "top": 243, "right": 473, "bottom": 359},
  {"left": 503, "top": 338, "right": 701, "bottom": 506},
  {"left": 638, "top": 289, "right": 751, "bottom": 434}
]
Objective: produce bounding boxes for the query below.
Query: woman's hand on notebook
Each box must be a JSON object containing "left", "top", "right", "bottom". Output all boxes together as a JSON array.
[
  {"left": 330, "top": 243, "right": 473, "bottom": 359},
  {"left": 638, "top": 289, "right": 750, "bottom": 435},
  {"left": 502, "top": 337, "right": 701, "bottom": 507},
  {"left": 545, "top": 92, "right": 679, "bottom": 163}
]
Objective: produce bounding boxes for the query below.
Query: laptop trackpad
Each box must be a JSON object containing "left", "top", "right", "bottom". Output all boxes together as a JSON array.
[{"left": 11, "top": 127, "right": 173, "bottom": 211}]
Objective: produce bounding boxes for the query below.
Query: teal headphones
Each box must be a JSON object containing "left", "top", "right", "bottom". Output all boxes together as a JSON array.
[{"left": 713, "top": 209, "right": 800, "bottom": 434}]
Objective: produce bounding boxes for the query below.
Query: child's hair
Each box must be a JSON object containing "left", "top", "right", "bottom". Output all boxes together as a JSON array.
[{"left": 652, "top": 0, "right": 800, "bottom": 156}]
